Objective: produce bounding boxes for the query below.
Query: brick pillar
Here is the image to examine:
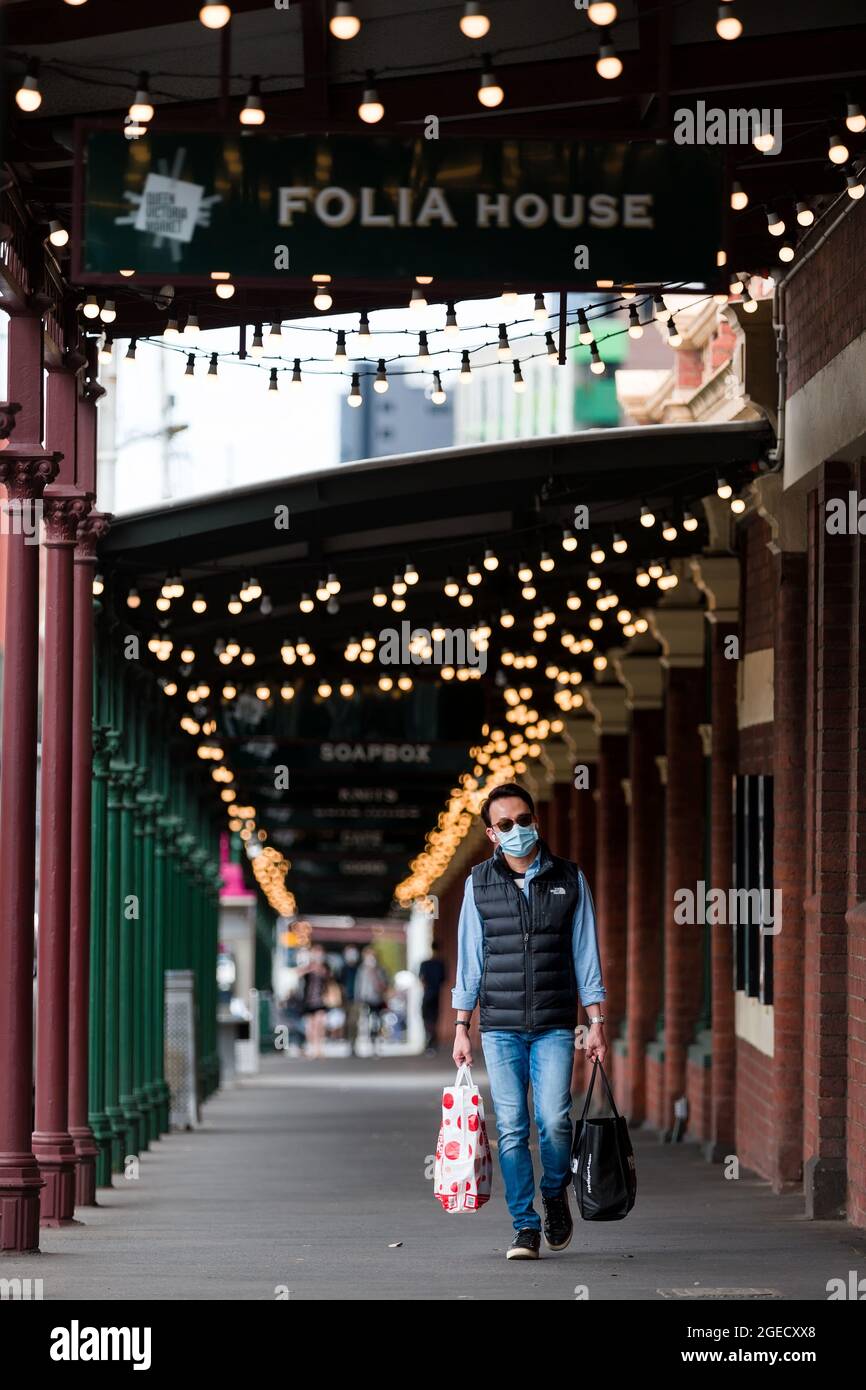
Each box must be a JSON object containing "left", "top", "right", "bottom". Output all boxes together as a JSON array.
[
  {"left": 581, "top": 683, "right": 629, "bottom": 1095},
  {"left": 802, "top": 464, "right": 851, "bottom": 1218},
  {"left": 564, "top": 715, "right": 598, "bottom": 874},
  {"left": 753, "top": 474, "right": 809, "bottom": 1193},
  {"left": 649, "top": 567, "right": 706, "bottom": 1137},
  {"left": 847, "top": 458, "right": 866, "bottom": 1230},
  {"left": 614, "top": 638, "right": 665, "bottom": 1125},
  {"left": 692, "top": 554, "right": 741, "bottom": 1162}
]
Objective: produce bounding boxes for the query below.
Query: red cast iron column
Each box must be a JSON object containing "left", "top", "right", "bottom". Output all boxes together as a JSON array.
[
  {"left": 0, "top": 448, "right": 59, "bottom": 1251},
  {"left": 68, "top": 509, "right": 111, "bottom": 1206},
  {"left": 32, "top": 484, "right": 92, "bottom": 1225},
  {"left": 0, "top": 307, "right": 61, "bottom": 1253}
]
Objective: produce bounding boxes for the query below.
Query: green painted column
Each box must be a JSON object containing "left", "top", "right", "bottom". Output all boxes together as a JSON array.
[
  {"left": 154, "top": 812, "right": 177, "bottom": 1133},
  {"left": 141, "top": 793, "right": 160, "bottom": 1143},
  {"left": 132, "top": 769, "right": 149, "bottom": 1149},
  {"left": 105, "top": 750, "right": 129, "bottom": 1174},
  {"left": 119, "top": 764, "right": 142, "bottom": 1157},
  {"left": 88, "top": 725, "right": 113, "bottom": 1187}
]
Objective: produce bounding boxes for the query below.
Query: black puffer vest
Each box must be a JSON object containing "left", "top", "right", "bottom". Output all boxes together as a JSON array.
[{"left": 473, "top": 839, "right": 582, "bottom": 1032}]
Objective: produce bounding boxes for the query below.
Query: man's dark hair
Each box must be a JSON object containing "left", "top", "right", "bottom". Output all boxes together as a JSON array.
[{"left": 480, "top": 783, "right": 536, "bottom": 827}]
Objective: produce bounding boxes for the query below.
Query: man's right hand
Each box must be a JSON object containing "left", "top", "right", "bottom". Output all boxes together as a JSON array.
[{"left": 453, "top": 1025, "right": 473, "bottom": 1067}]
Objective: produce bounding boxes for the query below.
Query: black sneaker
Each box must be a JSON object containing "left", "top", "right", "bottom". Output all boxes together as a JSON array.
[
  {"left": 541, "top": 1186, "right": 573, "bottom": 1251},
  {"left": 506, "top": 1228, "right": 541, "bottom": 1260}
]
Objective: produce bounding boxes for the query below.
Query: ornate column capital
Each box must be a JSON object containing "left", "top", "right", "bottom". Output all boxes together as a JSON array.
[
  {"left": 612, "top": 634, "right": 664, "bottom": 710},
  {"left": 42, "top": 483, "right": 91, "bottom": 546},
  {"left": 582, "top": 681, "right": 630, "bottom": 736},
  {"left": 562, "top": 716, "right": 599, "bottom": 762},
  {"left": 75, "top": 508, "right": 113, "bottom": 564},
  {"left": 646, "top": 560, "right": 705, "bottom": 669},
  {"left": 751, "top": 471, "right": 807, "bottom": 555},
  {"left": 0, "top": 450, "right": 61, "bottom": 500},
  {"left": 689, "top": 553, "right": 740, "bottom": 624}
]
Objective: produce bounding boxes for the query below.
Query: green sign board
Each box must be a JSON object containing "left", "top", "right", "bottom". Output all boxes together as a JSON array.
[{"left": 78, "top": 129, "right": 724, "bottom": 286}]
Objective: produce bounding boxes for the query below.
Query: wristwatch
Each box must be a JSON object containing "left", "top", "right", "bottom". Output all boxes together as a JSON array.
[
  {"left": 587, "top": 1014, "right": 605, "bottom": 1025},
  {"left": 455, "top": 1020, "right": 470, "bottom": 1030}
]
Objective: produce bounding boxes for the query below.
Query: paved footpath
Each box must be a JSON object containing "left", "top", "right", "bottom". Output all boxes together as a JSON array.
[{"left": 7, "top": 1054, "right": 863, "bottom": 1300}]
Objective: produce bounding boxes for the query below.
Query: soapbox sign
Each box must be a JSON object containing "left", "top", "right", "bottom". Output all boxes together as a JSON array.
[{"left": 78, "top": 129, "right": 723, "bottom": 284}]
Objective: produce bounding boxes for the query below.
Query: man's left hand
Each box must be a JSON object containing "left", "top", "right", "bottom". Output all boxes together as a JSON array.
[{"left": 585, "top": 1022, "right": 607, "bottom": 1065}]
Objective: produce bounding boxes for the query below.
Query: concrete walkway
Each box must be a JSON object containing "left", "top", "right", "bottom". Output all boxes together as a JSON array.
[{"left": 8, "top": 1054, "right": 863, "bottom": 1300}]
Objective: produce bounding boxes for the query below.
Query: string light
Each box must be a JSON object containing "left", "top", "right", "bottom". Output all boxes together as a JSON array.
[
  {"left": 240, "top": 77, "right": 265, "bottom": 125},
  {"left": 215, "top": 280, "right": 236, "bottom": 299},
  {"left": 431, "top": 371, "right": 447, "bottom": 404},
  {"left": 129, "top": 72, "right": 154, "bottom": 124},
  {"left": 199, "top": 4, "right": 232, "bottom": 27},
  {"left": 125, "top": 339, "right": 138, "bottom": 363},
  {"left": 587, "top": 2, "right": 618, "bottom": 23},
  {"left": 313, "top": 281, "right": 333, "bottom": 311},
  {"left": 207, "top": 351, "right": 219, "bottom": 381},
  {"left": 627, "top": 305, "right": 643, "bottom": 338},
  {"left": 589, "top": 343, "right": 605, "bottom": 374},
  {"left": 478, "top": 54, "right": 504, "bottom": 107},
  {"left": 577, "top": 309, "right": 594, "bottom": 345},
  {"left": 16, "top": 60, "right": 42, "bottom": 112},
  {"left": 99, "top": 337, "right": 113, "bottom": 363},
  {"left": 459, "top": 350, "right": 472, "bottom": 382},
  {"left": 546, "top": 332, "right": 558, "bottom": 361},
  {"left": 184, "top": 353, "right": 195, "bottom": 376},
  {"left": 846, "top": 168, "right": 865, "bottom": 199},
  {"left": 829, "top": 134, "right": 849, "bottom": 164},
  {"left": 268, "top": 367, "right": 279, "bottom": 393},
  {"left": 796, "top": 201, "right": 814, "bottom": 226},
  {"left": 358, "top": 71, "right": 384, "bottom": 123},
  {"left": 715, "top": 4, "right": 742, "bottom": 40},
  {"left": 410, "top": 287, "right": 428, "bottom": 310},
  {"left": 767, "top": 210, "right": 785, "bottom": 236},
  {"left": 330, "top": 3, "right": 361, "bottom": 39},
  {"left": 348, "top": 372, "right": 362, "bottom": 407},
  {"left": 445, "top": 301, "right": 459, "bottom": 334},
  {"left": 497, "top": 324, "right": 512, "bottom": 359},
  {"left": 291, "top": 358, "right": 302, "bottom": 386},
  {"left": 374, "top": 359, "right": 389, "bottom": 392},
  {"left": 512, "top": 361, "right": 526, "bottom": 392},
  {"left": 666, "top": 316, "right": 682, "bottom": 346},
  {"left": 460, "top": 2, "right": 490, "bottom": 37},
  {"left": 595, "top": 30, "right": 622, "bottom": 79},
  {"left": 48, "top": 220, "right": 69, "bottom": 247},
  {"left": 846, "top": 99, "right": 866, "bottom": 134},
  {"left": 730, "top": 182, "right": 748, "bottom": 211},
  {"left": 82, "top": 295, "right": 100, "bottom": 320}
]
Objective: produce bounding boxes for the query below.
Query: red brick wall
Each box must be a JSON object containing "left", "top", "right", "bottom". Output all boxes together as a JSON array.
[
  {"left": 785, "top": 195, "right": 866, "bottom": 396},
  {"left": 736, "top": 1037, "right": 775, "bottom": 1177}
]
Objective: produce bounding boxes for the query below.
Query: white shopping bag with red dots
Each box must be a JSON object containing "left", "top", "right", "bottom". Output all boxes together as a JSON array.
[{"left": 434, "top": 1064, "right": 493, "bottom": 1212}]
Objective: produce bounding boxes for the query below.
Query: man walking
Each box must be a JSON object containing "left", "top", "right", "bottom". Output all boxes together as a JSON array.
[{"left": 452, "top": 782, "right": 607, "bottom": 1260}]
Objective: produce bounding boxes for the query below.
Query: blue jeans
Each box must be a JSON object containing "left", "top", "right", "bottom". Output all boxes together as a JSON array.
[{"left": 480, "top": 1027, "right": 575, "bottom": 1233}]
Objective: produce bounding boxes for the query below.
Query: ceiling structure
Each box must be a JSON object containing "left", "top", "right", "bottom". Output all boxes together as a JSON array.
[
  {"left": 0, "top": 0, "right": 846, "bottom": 918},
  {"left": 100, "top": 419, "right": 772, "bottom": 917},
  {"left": 3, "top": 0, "right": 866, "bottom": 338}
]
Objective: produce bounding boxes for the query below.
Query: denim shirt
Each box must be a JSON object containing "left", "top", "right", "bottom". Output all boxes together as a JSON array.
[{"left": 451, "top": 849, "right": 606, "bottom": 1012}]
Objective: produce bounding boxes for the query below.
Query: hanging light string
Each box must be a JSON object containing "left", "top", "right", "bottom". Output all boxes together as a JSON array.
[{"left": 104, "top": 287, "right": 717, "bottom": 384}]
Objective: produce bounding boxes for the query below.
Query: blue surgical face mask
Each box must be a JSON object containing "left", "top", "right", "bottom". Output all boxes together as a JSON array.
[{"left": 496, "top": 821, "right": 539, "bottom": 856}]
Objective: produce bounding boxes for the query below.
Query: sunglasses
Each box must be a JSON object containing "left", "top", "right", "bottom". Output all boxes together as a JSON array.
[{"left": 494, "top": 813, "right": 535, "bottom": 833}]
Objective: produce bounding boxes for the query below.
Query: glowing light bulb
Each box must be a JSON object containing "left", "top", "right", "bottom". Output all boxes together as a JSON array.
[
  {"left": 199, "top": 4, "right": 232, "bottom": 29},
  {"left": 478, "top": 55, "right": 504, "bottom": 107},
  {"left": 595, "top": 31, "right": 622, "bottom": 79},
  {"left": 459, "top": 2, "right": 490, "bottom": 38},
  {"left": 358, "top": 72, "right": 384, "bottom": 123},
  {"left": 330, "top": 3, "right": 361, "bottom": 39}
]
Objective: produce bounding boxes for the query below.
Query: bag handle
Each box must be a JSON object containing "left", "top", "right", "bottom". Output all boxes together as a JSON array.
[
  {"left": 453, "top": 1062, "right": 474, "bottom": 1089},
  {"left": 578, "top": 1058, "right": 621, "bottom": 1121}
]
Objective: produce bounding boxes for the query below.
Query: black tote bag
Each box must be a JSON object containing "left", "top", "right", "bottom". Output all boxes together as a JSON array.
[{"left": 570, "top": 1058, "right": 637, "bottom": 1220}]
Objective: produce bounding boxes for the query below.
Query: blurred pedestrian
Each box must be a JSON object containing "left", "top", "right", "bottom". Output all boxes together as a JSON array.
[
  {"left": 297, "top": 943, "right": 333, "bottom": 1059},
  {"left": 418, "top": 940, "right": 446, "bottom": 1055},
  {"left": 341, "top": 945, "right": 361, "bottom": 1055},
  {"left": 356, "top": 946, "right": 389, "bottom": 1056}
]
